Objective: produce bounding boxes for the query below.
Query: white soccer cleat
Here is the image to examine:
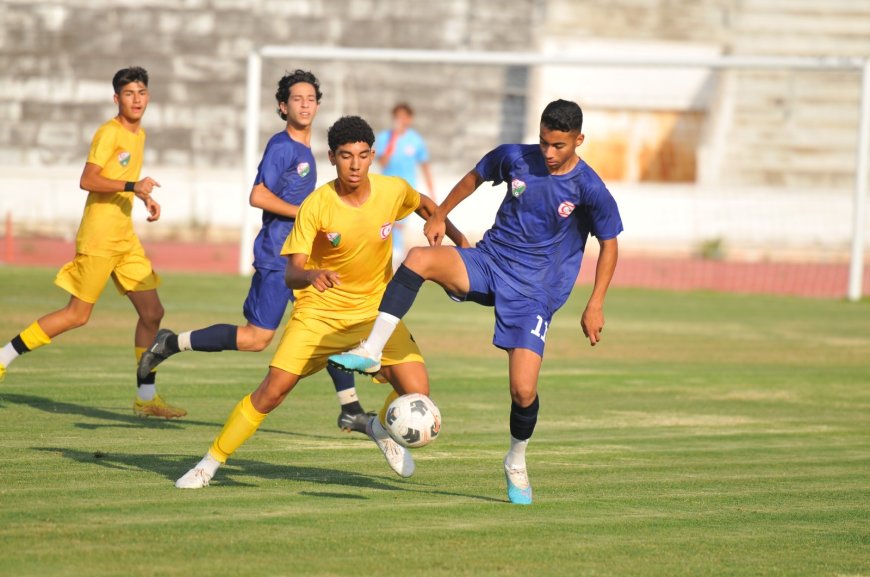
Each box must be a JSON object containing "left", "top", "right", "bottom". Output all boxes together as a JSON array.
[
  {"left": 328, "top": 342, "right": 382, "bottom": 375},
  {"left": 367, "top": 416, "right": 415, "bottom": 478},
  {"left": 175, "top": 466, "right": 214, "bottom": 489},
  {"left": 504, "top": 457, "right": 533, "bottom": 505}
]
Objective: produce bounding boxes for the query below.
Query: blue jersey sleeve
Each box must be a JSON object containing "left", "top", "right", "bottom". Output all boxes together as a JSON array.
[
  {"left": 474, "top": 144, "right": 515, "bottom": 186},
  {"left": 582, "top": 183, "right": 624, "bottom": 241},
  {"left": 413, "top": 131, "right": 429, "bottom": 163},
  {"left": 254, "top": 140, "right": 294, "bottom": 192}
]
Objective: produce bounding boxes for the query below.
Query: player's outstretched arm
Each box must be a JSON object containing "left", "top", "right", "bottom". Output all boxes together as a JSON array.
[
  {"left": 581, "top": 237, "right": 618, "bottom": 346},
  {"left": 423, "top": 169, "right": 483, "bottom": 246},
  {"left": 285, "top": 253, "right": 340, "bottom": 292},
  {"left": 249, "top": 183, "right": 300, "bottom": 218},
  {"left": 415, "top": 194, "right": 470, "bottom": 248}
]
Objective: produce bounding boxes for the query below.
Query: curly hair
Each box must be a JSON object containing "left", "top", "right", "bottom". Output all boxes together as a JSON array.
[
  {"left": 541, "top": 99, "right": 583, "bottom": 132},
  {"left": 327, "top": 116, "right": 375, "bottom": 152},
  {"left": 275, "top": 69, "right": 322, "bottom": 120},
  {"left": 112, "top": 66, "right": 149, "bottom": 94}
]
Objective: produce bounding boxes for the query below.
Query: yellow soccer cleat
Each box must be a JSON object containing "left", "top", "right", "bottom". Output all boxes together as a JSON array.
[
  {"left": 133, "top": 395, "right": 187, "bottom": 419},
  {"left": 0, "top": 362, "right": 6, "bottom": 382}
]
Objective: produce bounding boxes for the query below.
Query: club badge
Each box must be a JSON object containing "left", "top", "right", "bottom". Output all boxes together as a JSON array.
[
  {"left": 511, "top": 178, "right": 526, "bottom": 197},
  {"left": 297, "top": 162, "right": 310, "bottom": 177},
  {"left": 326, "top": 232, "right": 341, "bottom": 247},
  {"left": 557, "top": 201, "right": 575, "bottom": 218},
  {"left": 380, "top": 222, "right": 393, "bottom": 240},
  {"left": 118, "top": 151, "right": 131, "bottom": 167}
]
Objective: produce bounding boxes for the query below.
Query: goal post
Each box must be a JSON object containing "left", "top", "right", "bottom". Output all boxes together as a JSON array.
[{"left": 241, "top": 46, "right": 870, "bottom": 301}]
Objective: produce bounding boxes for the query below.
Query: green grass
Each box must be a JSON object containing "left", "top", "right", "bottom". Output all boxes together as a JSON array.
[{"left": 0, "top": 266, "right": 868, "bottom": 577}]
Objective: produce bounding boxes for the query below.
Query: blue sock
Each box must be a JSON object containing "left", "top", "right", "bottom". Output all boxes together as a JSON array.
[
  {"left": 327, "top": 363, "right": 355, "bottom": 392},
  {"left": 380, "top": 264, "right": 424, "bottom": 319},
  {"left": 509, "top": 396, "right": 539, "bottom": 441},
  {"left": 190, "top": 324, "right": 238, "bottom": 352}
]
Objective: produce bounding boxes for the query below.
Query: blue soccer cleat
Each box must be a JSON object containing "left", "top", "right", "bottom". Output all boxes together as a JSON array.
[
  {"left": 504, "top": 458, "right": 533, "bottom": 505},
  {"left": 328, "top": 342, "right": 381, "bottom": 375}
]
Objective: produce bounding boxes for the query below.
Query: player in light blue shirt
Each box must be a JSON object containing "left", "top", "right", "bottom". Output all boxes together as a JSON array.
[
  {"left": 330, "top": 100, "right": 623, "bottom": 504},
  {"left": 139, "top": 70, "right": 373, "bottom": 434},
  {"left": 376, "top": 103, "right": 436, "bottom": 265}
]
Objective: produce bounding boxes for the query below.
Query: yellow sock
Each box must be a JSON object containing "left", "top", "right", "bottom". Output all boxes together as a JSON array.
[
  {"left": 378, "top": 389, "right": 400, "bottom": 426},
  {"left": 20, "top": 321, "right": 51, "bottom": 351},
  {"left": 208, "top": 394, "right": 267, "bottom": 463},
  {"left": 135, "top": 347, "right": 147, "bottom": 364}
]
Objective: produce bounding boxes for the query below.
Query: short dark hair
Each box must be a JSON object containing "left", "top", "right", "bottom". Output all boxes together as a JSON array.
[
  {"left": 327, "top": 116, "right": 375, "bottom": 152},
  {"left": 392, "top": 102, "right": 414, "bottom": 116},
  {"left": 541, "top": 99, "right": 583, "bottom": 133},
  {"left": 112, "top": 67, "right": 149, "bottom": 94},
  {"left": 276, "top": 69, "right": 322, "bottom": 120}
]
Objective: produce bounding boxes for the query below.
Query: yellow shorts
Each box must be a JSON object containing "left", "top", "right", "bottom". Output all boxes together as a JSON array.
[
  {"left": 54, "top": 244, "right": 161, "bottom": 304},
  {"left": 270, "top": 310, "right": 424, "bottom": 378}
]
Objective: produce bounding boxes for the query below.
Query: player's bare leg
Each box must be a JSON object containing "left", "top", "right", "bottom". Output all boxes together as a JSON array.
[
  {"left": 503, "top": 348, "right": 541, "bottom": 505},
  {"left": 128, "top": 289, "right": 185, "bottom": 419},
  {"left": 0, "top": 296, "right": 92, "bottom": 381}
]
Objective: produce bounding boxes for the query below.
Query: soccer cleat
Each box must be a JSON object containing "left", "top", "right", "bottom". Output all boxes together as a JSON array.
[
  {"left": 175, "top": 466, "right": 213, "bottom": 489},
  {"left": 137, "top": 328, "right": 177, "bottom": 380},
  {"left": 366, "top": 416, "right": 415, "bottom": 478},
  {"left": 338, "top": 410, "right": 377, "bottom": 434},
  {"left": 328, "top": 342, "right": 381, "bottom": 375},
  {"left": 133, "top": 394, "right": 188, "bottom": 419},
  {"left": 504, "top": 458, "right": 533, "bottom": 505},
  {"left": 0, "top": 362, "right": 5, "bottom": 382}
]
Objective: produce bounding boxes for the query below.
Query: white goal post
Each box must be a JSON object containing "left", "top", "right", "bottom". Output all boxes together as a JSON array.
[{"left": 242, "top": 46, "right": 870, "bottom": 302}]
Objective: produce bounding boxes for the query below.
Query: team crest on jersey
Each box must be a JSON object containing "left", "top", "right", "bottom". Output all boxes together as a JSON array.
[
  {"left": 118, "top": 151, "right": 131, "bottom": 167},
  {"left": 380, "top": 222, "right": 393, "bottom": 240},
  {"left": 511, "top": 178, "right": 526, "bottom": 197},
  {"left": 557, "top": 201, "right": 576, "bottom": 218},
  {"left": 297, "top": 162, "right": 310, "bottom": 177},
  {"left": 326, "top": 232, "right": 341, "bottom": 247}
]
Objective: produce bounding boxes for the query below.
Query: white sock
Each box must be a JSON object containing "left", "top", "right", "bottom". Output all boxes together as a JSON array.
[
  {"left": 337, "top": 388, "right": 359, "bottom": 406},
  {"left": 198, "top": 453, "right": 222, "bottom": 476},
  {"left": 137, "top": 384, "right": 156, "bottom": 402},
  {"left": 364, "top": 313, "right": 400, "bottom": 357},
  {"left": 0, "top": 342, "right": 20, "bottom": 367},
  {"left": 505, "top": 435, "right": 529, "bottom": 469},
  {"left": 177, "top": 331, "right": 193, "bottom": 352}
]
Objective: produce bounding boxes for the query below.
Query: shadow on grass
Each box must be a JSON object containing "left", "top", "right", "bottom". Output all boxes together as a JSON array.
[
  {"left": 31, "top": 446, "right": 506, "bottom": 503},
  {"left": 33, "top": 446, "right": 401, "bottom": 492},
  {"left": 0, "top": 393, "right": 337, "bottom": 440}
]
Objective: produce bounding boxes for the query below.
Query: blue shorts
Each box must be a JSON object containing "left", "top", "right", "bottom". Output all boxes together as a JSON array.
[
  {"left": 242, "top": 268, "right": 294, "bottom": 331},
  {"left": 453, "top": 247, "right": 553, "bottom": 357}
]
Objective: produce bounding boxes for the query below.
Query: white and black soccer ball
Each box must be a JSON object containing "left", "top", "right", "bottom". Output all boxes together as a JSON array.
[{"left": 384, "top": 393, "right": 442, "bottom": 448}]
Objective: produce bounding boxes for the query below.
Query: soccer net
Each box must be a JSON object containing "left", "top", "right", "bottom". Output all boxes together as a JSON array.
[{"left": 242, "top": 46, "right": 869, "bottom": 300}]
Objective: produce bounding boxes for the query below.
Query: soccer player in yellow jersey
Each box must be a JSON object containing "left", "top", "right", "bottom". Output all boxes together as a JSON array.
[
  {"left": 0, "top": 66, "right": 185, "bottom": 419},
  {"left": 175, "top": 116, "right": 468, "bottom": 488}
]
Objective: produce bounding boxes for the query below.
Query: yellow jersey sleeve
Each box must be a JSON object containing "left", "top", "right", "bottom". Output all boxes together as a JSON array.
[
  {"left": 396, "top": 178, "right": 421, "bottom": 221},
  {"left": 282, "top": 192, "right": 321, "bottom": 258},
  {"left": 87, "top": 123, "right": 118, "bottom": 168}
]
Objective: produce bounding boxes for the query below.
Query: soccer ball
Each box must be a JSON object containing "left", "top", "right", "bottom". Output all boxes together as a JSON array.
[{"left": 384, "top": 393, "right": 442, "bottom": 448}]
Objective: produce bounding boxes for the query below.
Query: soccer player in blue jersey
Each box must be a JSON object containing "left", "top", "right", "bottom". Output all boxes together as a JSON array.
[
  {"left": 138, "top": 70, "right": 373, "bottom": 433},
  {"left": 330, "top": 99, "right": 623, "bottom": 504}
]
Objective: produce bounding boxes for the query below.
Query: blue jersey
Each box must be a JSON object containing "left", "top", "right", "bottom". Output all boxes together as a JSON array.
[
  {"left": 252, "top": 131, "right": 317, "bottom": 271},
  {"left": 474, "top": 144, "right": 623, "bottom": 311},
  {"left": 376, "top": 128, "right": 429, "bottom": 188}
]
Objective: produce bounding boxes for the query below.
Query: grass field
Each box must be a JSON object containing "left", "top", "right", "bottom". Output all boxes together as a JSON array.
[{"left": 0, "top": 266, "right": 868, "bottom": 577}]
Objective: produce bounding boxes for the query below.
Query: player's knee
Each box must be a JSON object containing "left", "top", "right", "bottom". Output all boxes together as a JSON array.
[
  {"left": 249, "top": 334, "right": 273, "bottom": 351},
  {"left": 140, "top": 303, "right": 164, "bottom": 327},
  {"left": 66, "top": 309, "right": 91, "bottom": 329},
  {"left": 510, "top": 387, "right": 537, "bottom": 407},
  {"left": 403, "top": 247, "right": 432, "bottom": 276}
]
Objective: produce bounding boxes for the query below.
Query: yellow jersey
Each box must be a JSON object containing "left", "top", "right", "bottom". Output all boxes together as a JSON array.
[
  {"left": 283, "top": 174, "right": 421, "bottom": 321},
  {"left": 76, "top": 118, "right": 146, "bottom": 256}
]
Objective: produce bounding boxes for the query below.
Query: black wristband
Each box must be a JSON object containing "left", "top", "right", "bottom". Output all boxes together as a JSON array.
[{"left": 124, "top": 181, "right": 136, "bottom": 192}]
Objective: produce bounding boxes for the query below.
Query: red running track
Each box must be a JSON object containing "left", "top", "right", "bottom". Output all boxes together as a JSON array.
[{"left": 2, "top": 235, "right": 868, "bottom": 299}]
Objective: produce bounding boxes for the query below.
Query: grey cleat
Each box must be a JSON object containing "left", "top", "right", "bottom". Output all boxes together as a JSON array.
[{"left": 137, "top": 328, "right": 178, "bottom": 380}]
